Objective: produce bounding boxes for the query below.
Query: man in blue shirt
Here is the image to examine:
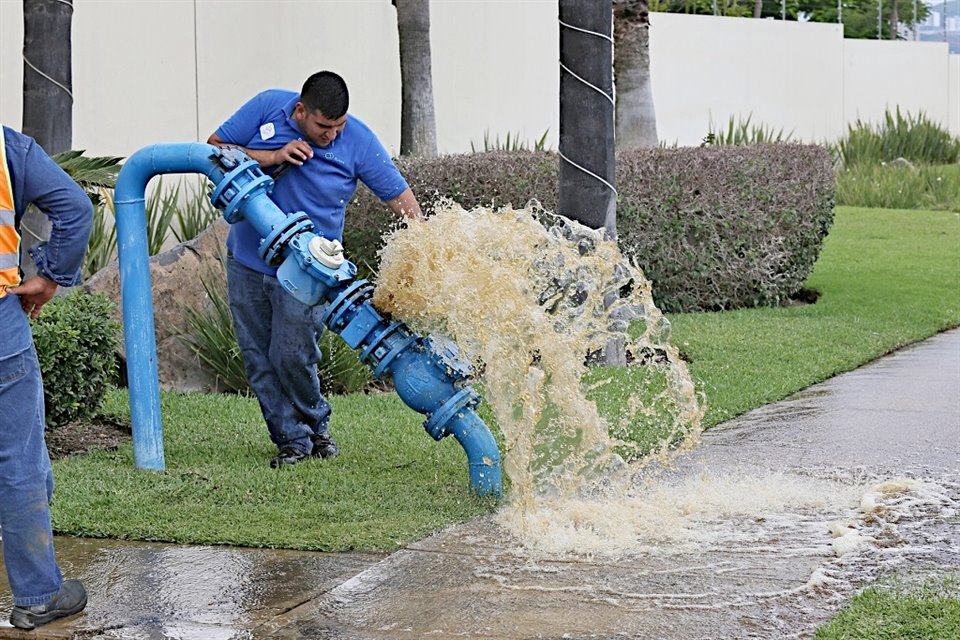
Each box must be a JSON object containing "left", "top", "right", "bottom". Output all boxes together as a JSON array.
[
  {"left": 1, "top": 125, "right": 91, "bottom": 629},
  {"left": 208, "top": 70, "right": 422, "bottom": 467}
]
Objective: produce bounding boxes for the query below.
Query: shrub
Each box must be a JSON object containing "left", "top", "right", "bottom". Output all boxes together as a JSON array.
[
  {"left": 31, "top": 291, "right": 120, "bottom": 428},
  {"left": 345, "top": 145, "right": 836, "bottom": 312},
  {"left": 616, "top": 144, "right": 836, "bottom": 311}
]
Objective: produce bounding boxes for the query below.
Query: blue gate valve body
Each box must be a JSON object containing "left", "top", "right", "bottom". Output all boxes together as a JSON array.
[{"left": 114, "top": 143, "right": 502, "bottom": 498}]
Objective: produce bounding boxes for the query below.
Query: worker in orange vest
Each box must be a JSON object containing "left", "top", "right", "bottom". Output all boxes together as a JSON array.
[{"left": 0, "top": 125, "right": 92, "bottom": 630}]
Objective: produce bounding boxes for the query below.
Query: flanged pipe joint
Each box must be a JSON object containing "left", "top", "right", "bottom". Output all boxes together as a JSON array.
[{"left": 114, "top": 143, "right": 502, "bottom": 498}]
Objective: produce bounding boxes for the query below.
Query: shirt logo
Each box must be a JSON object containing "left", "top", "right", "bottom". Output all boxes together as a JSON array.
[{"left": 260, "top": 123, "right": 276, "bottom": 141}]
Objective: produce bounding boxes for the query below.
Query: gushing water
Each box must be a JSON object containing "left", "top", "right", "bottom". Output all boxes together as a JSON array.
[
  {"left": 374, "top": 202, "right": 704, "bottom": 553},
  {"left": 371, "top": 202, "right": 958, "bottom": 582}
]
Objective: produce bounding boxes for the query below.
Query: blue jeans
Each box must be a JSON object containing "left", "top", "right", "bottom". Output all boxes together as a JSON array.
[
  {"left": 227, "top": 256, "right": 332, "bottom": 455},
  {"left": 0, "top": 294, "right": 63, "bottom": 607}
]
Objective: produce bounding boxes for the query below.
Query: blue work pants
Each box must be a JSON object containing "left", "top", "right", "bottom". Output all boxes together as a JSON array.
[
  {"left": 226, "top": 256, "right": 332, "bottom": 455},
  {"left": 0, "top": 293, "right": 63, "bottom": 606}
]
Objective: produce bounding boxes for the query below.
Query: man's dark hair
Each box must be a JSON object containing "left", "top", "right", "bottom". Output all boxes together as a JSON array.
[{"left": 300, "top": 71, "right": 349, "bottom": 119}]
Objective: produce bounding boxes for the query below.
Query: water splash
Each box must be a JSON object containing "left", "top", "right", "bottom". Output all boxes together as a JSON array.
[{"left": 373, "top": 202, "right": 704, "bottom": 551}]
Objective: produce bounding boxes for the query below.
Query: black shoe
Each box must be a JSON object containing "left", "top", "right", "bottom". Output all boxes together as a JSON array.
[
  {"left": 311, "top": 433, "right": 339, "bottom": 459},
  {"left": 270, "top": 446, "right": 309, "bottom": 468},
  {"left": 9, "top": 579, "right": 87, "bottom": 630}
]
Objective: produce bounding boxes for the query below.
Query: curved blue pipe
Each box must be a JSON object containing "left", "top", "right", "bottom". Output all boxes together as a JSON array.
[
  {"left": 114, "top": 143, "right": 502, "bottom": 497},
  {"left": 115, "top": 143, "right": 224, "bottom": 471}
]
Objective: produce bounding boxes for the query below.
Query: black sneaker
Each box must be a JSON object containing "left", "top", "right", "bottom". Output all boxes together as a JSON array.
[
  {"left": 9, "top": 579, "right": 87, "bottom": 630},
  {"left": 311, "top": 433, "right": 339, "bottom": 459},
  {"left": 270, "top": 446, "right": 309, "bottom": 468}
]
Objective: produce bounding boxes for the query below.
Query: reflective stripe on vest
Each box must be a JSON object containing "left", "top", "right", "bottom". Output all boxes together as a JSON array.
[{"left": 0, "top": 132, "right": 20, "bottom": 298}]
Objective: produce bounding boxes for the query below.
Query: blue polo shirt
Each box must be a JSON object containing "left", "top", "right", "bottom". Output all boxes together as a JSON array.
[{"left": 214, "top": 89, "right": 409, "bottom": 275}]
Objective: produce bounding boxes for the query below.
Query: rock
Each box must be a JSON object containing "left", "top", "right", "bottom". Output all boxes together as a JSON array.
[
  {"left": 883, "top": 157, "right": 916, "bottom": 170},
  {"left": 84, "top": 219, "right": 231, "bottom": 392}
]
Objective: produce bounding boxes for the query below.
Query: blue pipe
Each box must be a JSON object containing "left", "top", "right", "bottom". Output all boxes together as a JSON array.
[
  {"left": 115, "top": 144, "right": 227, "bottom": 471},
  {"left": 114, "top": 143, "right": 502, "bottom": 497}
]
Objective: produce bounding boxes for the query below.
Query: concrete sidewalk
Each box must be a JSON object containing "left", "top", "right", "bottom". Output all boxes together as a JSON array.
[{"left": 2, "top": 329, "right": 958, "bottom": 639}]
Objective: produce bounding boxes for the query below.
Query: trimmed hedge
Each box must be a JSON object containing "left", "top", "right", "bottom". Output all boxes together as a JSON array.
[
  {"left": 345, "top": 145, "right": 835, "bottom": 312},
  {"left": 31, "top": 291, "right": 120, "bottom": 428}
]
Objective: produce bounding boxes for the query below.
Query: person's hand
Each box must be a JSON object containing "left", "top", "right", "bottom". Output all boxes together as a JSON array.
[
  {"left": 6, "top": 276, "right": 58, "bottom": 319},
  {"left": 273, "top": 140, "right": 313, "bottom": 166}
]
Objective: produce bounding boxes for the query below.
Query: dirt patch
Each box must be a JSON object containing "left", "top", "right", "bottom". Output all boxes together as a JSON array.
[{"left": 45, "top": 417, "right": 131, "bottom": 461}]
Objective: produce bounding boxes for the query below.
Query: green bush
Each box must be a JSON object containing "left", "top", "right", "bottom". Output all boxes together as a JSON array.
[
  {"left": 616, "top": 144, "right": 835, "bottom": 311},
  {"left": 31, "top": 291, "right": 120, "bottom": 428},
  {"left": 346, "top": 144, "right": 836, "bottom": 312}
]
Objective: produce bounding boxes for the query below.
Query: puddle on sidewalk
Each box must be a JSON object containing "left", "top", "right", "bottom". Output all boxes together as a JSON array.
[
  {"left": 0, "top": 539, "right": 384, "bottom": 639},
  {"left": 270, "top": 470, "right": 958, "bottom": 639}
]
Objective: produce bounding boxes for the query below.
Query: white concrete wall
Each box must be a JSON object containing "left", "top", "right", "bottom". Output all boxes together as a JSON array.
[
  {"left": 648, "top": 13, "right": 845, "bottom": 146},
  {"left": 843, "top": 38, "right": 954, "bottom": 130},
  {"left": 949, "top": 54, "right": 960, "bottom": 135},
  {"left": 0, "top": 2, "right": 957, "bottom": 159}
]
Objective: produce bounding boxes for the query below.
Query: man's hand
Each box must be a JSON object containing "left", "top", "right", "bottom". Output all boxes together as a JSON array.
[
  {"left": 7, "top": 276, "right": 58, "bottom": 319},
  {"left": 207, "top": 133, "right": 312, "bottom": 169},
  {"left": 272, "top": 140, "right": 313, "bottom": 166}
]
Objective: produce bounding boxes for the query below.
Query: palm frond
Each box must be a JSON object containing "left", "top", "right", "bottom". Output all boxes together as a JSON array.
[{"left": 52, "top": 150, "right": 123, "bottom": 198}]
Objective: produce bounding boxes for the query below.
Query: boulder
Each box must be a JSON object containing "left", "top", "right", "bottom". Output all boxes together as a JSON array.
[{"left": 84, "top": 219, "right": 231, "bottom": 392}]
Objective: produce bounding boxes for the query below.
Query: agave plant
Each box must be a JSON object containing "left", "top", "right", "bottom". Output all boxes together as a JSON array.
[
  {"left": 83, "top": 188, "right": 118, "bottom": 279},
  {"left": 470, "top": 128, "right": 551, "bottom": 153},
  {"left": 834, "top": 108, "right": 960, "bottom": 169},
  {"left": 172, "top": 177, "right": 220, "bottom": 243},
  {"left": 180, "top": 253, "right": 374, "bottom": 396},
  {"left": 702, "top": 114, "right": 794, "bottom": 147}
]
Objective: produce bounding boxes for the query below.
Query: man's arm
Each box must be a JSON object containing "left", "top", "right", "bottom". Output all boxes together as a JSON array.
[
  {"left": 385, "top": 188, "right": 423, "bottom": 220},
  {"left": 207, "top": 133, "right": 314, "bottom": 169},
  {"left": 7, "top": 136, "right": 93, "bottom": 318}
]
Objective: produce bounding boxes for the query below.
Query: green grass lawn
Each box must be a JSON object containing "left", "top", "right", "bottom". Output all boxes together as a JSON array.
[
  {"left": 671, "top": 206, "right": 960, "bottom": 427},
  {"left": 51, "top": 206, "right": 960, "bottom": 553},
  {"left": 815, "top": 574, "right": 960, "bottom": 640}
]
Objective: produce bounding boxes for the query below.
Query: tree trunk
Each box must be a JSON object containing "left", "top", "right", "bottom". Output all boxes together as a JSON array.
[
  {"left": 394, "top": 0, "right": 437, "bottom": 158},
  {"left": 613, "top": 0, "right": 657, "bottom": 149},
  {"left": 890, "top": 2, "right": 899, "bottom": 39},
  {"left": 560, "top": 1, "right": 622, "bottom": 366},
  {"left": 21, "top": 0, "right": 74, "bottom": 279},
  {"left": 558, "top": 0, "right": 616, "bottom": 239},
  {"left": 754, "top": 0, "right": 763, "bottom": 18}
]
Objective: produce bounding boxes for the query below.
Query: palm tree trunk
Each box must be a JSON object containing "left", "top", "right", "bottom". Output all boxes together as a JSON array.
[
  {"left": 614, "top": 0, "right": 658, "bottom": 149},
  {"left": 560, "top": 0, "right": 623, "bottom": 365},
  {"left": 21, "top": 0, "right": 74, "bottom": 279},
  {"left": 890, "top": 1, "right": 899, "bottom": 39},
  {"left": 559, "top": 0, "right": 616, "bottom": 239},
  {"left": 394, "top": 0, "right": 437, "bottom": 158}
]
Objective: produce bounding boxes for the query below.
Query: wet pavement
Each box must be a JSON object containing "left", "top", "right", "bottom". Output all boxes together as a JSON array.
[{"left": 1, "top": 329, "right": 958, "bottom": 639}]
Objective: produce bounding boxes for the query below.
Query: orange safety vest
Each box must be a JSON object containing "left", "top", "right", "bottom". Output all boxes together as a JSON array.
[{"left": 0, "top": 131, "right": 20, "bottom": 299}]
